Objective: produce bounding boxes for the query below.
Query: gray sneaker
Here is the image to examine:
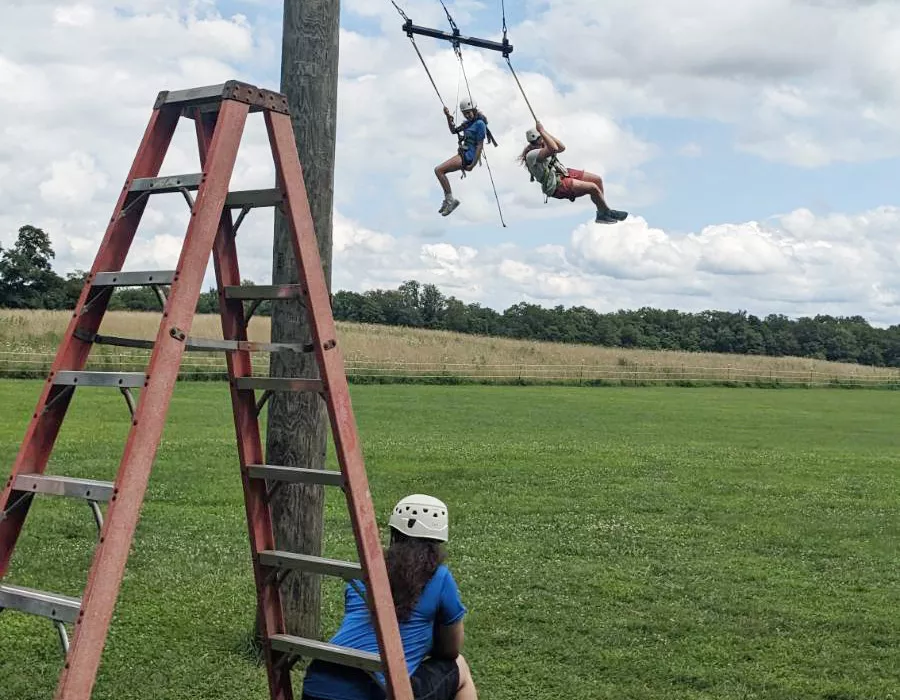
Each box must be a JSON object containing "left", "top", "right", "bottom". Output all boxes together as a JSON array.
[
  {"left": 595, "top": 210, "right": 617, "bottom": 224},
  {"left": 441, "top": 197, "right": 461, "bottom": 217}
]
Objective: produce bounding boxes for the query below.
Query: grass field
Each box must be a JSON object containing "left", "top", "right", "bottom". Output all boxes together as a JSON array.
[
  {"left": 3, "top": 309, "right": 900, "bottom": 387},
  {"left": 0, "top": 380, "right": 898, "bottom": 699}
]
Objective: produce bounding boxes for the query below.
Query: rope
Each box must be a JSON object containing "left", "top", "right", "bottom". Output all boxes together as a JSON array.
[
  {"left": 498, "top": 1, "right": 538, "bottom": 123},
  {"left": 452, "top": 22, "right": 507, "bottom": 227},
  {"left": 390, "top": 0, "right": 409, "bottom": 21},
  {"left": 388, "top": 0, "right": 447, "bottom": 109},
  {"left": 505, "top": 56, "right": 538, "bottom": 122},
  {"left": 411, "top": 38, "right": 448, "bottom": 109},
  {"left": 481, "top": 152, "right": 507, "bottom": 227},
  {"left": 438, "top": 0, "right": 459, "bottom": 34}
]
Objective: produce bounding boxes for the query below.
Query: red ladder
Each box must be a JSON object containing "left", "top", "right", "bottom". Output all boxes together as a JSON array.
[{"left": 0, "top": 80, "right": 414, "bottom": 700}]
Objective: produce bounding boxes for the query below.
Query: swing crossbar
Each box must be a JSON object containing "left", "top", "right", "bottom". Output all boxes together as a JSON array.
[{"left": 403, "top": 20, "right": 513, "bottom": 55}]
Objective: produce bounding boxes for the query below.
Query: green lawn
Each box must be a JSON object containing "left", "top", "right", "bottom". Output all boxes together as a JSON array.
[{"left": 0, "top": 381, "right": 898, "bottom": 699}]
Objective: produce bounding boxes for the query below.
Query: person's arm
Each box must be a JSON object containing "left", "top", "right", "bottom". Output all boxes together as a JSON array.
[
  {"left": 443, "top": 106, "right": 459, "bottom": 134},
  {"left": 536, "top": 121, "right": 565, "bottom": 156},
  {"left": 432, "top": 620, "right": 465, "bottom": 659},
  {"left": 430, "top": 567, "right": 468, "bottom": 659},
  {"left": 472, "top": 121, "right": 486, "bottom": 163}
]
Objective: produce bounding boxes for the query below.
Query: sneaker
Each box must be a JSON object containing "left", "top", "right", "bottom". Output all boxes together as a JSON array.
[
  {"left": 441, "top": 197, "right": 461, "bottom": 217},
  {"left": 608, "top": 209, "right": 629, "bottom": 221},
  {"left": 595, "top": 210, "right": 617, "bottom": 224}
]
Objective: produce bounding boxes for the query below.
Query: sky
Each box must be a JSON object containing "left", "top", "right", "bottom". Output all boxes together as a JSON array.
[{"left": 2, "top": 0, "right": 900, "bottom": 325}]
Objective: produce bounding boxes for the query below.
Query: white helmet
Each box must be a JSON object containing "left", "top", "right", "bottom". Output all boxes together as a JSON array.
[
  {"left": 526, "top": 128, "right": 541, "bottom": 144},
  {"left": 460, "top": 98, "right": 476, "bottom": 113},
  {"left": 389, "top": 494, "right": 449, "bottom": 542}
]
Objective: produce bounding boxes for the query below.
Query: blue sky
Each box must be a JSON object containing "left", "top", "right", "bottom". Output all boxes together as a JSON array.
[{"left": 2, "top": 0, "right": 900, "bottom": 323}]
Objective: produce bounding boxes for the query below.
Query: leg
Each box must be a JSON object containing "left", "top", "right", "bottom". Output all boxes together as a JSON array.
[
  {"left": 579, "top": 170, "right": 604, "bottom": 194},
  {"left": 435, "top": 155, "right": 463, "bottom": 196},
  {"left": 563, "top": 180, "right": 609, "bottom": 212},
  {"left": 434, "top": 154, "right": 464, "bottom": 216},
  {"left": 455, "top": 655, "right": 477, "bottom": 700},
  {"left": 571, "top": 171, "right": 627, "bottom": 221}
]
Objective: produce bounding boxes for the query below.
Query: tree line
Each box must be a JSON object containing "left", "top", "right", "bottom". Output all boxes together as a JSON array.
[{"left": 4, "top": 224, "right": 900, "bottom": 368}]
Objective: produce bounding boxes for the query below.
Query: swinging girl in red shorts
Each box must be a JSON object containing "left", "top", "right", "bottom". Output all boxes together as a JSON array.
[{"left": 519, "top": 121, "right": 628, "bottom": 224}]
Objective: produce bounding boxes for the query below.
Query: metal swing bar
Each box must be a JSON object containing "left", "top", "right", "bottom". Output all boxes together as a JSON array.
[{"left": 402, "top": 21, "right": 513, "bottom": 55}]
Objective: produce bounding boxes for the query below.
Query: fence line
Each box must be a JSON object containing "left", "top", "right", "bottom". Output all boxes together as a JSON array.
[{"left": 1, "top": 351, "right": 899, "bottom": 388}]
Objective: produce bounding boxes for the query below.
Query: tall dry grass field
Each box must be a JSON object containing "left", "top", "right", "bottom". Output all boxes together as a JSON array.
[{"left": 1, "top": 309, "right": 899, "bottom": 386}]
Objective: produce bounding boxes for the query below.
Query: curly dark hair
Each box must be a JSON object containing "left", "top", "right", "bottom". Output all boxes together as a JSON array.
[{"left": 384, "top": 530, "right": 447, "bottom": 622}]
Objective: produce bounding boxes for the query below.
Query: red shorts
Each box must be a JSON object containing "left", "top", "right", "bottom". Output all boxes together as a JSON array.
[{"left": 551, "top": 168, "right": 585, "bottom": 200}]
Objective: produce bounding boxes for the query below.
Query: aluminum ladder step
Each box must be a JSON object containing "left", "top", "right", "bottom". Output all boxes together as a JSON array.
[
  {"left": 248, "top": 465, "right": 343, "bottom": 487},
  {"left": 235, "top": 378, "right": 323, "bottom": 394},
  {"left": 52, "top": 371, "right": 145, "bottom": 388},
  {"left": 269, "top": 634, "right": 382, "bottom": 672},
  {"left": 224, "top": 284, "right": 305, "bottom": 300},
  {"left": 127, "top": 179, "right": 282, "bottom": 211},
  {"left": 12, "top": 475, "right": 114, "bottom": 503},
  {"left": 92, "top": 270, "right": 175, "bottom": 287},
  {"left": 129, "top": 174, "right": 202, "bottom": 195},
  {"left": 258, "top": 551, "right": 361, "bottom": 581},
  {"left": 225, "top": 189, "right": 283, "bottom": 209},
  {"left": 0, "top": 584, "right": 81, "bottom": 624}
]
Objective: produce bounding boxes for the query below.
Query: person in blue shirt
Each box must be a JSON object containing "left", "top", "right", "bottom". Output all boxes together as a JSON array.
[
  {"left": 301, "top": 494, "right": 477, "bottom": 700},
  {"left": 434, "top": 99, "right": 493, "bottom": 218}
]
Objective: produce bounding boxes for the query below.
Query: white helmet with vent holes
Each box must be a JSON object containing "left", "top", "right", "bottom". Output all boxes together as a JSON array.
[
  {"left": 460, "top": 98, "right": 476, "bottom": 113},
  {"left": 526, "top": 128, "right": 541, "bottom": 144},
  {"left": 389, "top": 494, "right": 449, "bottom": 542}
]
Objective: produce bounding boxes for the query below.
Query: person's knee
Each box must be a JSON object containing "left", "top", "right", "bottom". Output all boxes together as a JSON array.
[{"left": 435, "top": 165, "right": 443, "bottom": 176}]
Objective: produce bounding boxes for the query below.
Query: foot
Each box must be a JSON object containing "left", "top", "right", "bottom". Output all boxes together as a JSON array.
[
  {"left": 441, "top": 197, "right": 461, "bottom": 216},
  {"left": 608, "top": 209, "right": 629, "bottom": 221},
  {"left": 595, "top": 210, "right": 618, "bottom": 224}
]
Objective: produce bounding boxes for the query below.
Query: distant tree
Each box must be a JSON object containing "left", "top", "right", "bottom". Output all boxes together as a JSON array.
[{"left": 0, "top": 225, "right": 66, "bottom": 308}]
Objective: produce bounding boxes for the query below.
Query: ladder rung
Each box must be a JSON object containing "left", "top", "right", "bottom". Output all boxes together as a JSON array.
[
  {"left": 248, "top": 465, "right": 343, "bottom": 487},
  {"left": 52, "top": 371, "right": 145, "bottom": 388},
  {"left": 79, "top": 332, "right": 313, "bottom": 355},
  {"left": 236, "top": 378, "right": 323, "bottom": 393},
  {"left": 258, "top": 551, "right": 361, "bottom": 580},
  {"left": 13, "top": 475, "right": 114, "bottom": 502},
  {"left": 130, "top": 173, "right": 203, "bottom": 195},
  {"left": 93, "top": 270, "right": 175, "bottom": 287},
  {"left": 269, "top": 634, "right": 382, "bottom": 672},
  {"left": 224, "top": 285, "right": 305, "bottom": 300},
  {"left": 0, "top": 584, "right": 81, "bottom": 624},
  {"left": 225, "top": 189, "right": 283, "bottom": 209}
]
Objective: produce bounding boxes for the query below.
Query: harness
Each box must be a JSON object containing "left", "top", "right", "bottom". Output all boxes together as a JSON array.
[
  {"left": 529, "top": 151, "right": 573, "bottom": 202},
  {"left": 452, "top": 113, "right": 498, "bottom": 178}
]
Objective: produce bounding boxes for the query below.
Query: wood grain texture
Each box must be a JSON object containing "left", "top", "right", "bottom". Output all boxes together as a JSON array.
[{"left": 266, "top": 0, "right": 341, "bottom": 640}]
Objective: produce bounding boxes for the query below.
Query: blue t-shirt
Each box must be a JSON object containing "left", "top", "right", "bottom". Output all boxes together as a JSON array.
[
  {"left": 461, "top": 119, "right": 486, "bottom": 161},
  {"left": 302, "top": 565, "right": 467, "bottom": 700}
]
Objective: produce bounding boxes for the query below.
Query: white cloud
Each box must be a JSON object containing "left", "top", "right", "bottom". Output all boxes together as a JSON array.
[
  {"left": 2, "top": 0, "right": 900, "bottom": 330},
  {"left": 523, "top": 0, "right": 900, "bottom": 166},
  {"left": 328, "top": 205, "right": 900, "bottom": 326}
]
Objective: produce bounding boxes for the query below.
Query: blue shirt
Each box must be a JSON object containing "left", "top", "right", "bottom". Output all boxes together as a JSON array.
[
  {"left": 461, "top": 118, "right": 486, "bottom": 161},
  {"left": 301, "top": 565, "right": 467, "bottom": 700}
]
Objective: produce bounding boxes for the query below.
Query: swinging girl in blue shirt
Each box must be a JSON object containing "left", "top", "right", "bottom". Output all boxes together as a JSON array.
[{"left": 434, "top": 99, "right": 496, "bottom": 218}]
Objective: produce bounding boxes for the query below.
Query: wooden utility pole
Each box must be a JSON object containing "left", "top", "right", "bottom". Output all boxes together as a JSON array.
[{"left": 266, "top": 0, "right": 340, "bottom": 638}]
